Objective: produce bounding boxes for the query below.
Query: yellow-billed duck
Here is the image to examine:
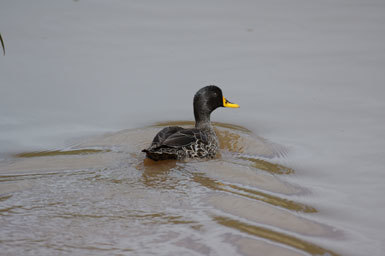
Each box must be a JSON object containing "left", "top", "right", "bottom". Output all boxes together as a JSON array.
[{"left": 142, "top": 85, "right": 239, "bottom": 161}]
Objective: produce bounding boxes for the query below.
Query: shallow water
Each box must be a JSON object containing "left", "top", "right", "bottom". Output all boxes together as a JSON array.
[
  {"left": 0, "top": 122, "right": 341, "bottom": 255},
  {"left": 1, "top": 0, "right": 385, "bottom": 255}
]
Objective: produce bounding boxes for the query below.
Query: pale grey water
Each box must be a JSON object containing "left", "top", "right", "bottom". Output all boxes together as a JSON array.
[{"left": 1, "top": 0, "right": 385, "bottom": 255}]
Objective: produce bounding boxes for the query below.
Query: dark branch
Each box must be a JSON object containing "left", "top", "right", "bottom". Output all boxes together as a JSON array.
[{"left": 0, "top": 33, "right": 5, "bottom": 56}]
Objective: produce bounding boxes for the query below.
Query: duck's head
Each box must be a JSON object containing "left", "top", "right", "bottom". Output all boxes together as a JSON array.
[{"left": 193, "top": 85, "right": 239, "bottom": 127}]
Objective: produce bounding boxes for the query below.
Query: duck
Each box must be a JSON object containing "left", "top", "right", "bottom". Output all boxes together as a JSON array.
[{"left": 142, "top": 85, "right": 239, "bottom": 161}]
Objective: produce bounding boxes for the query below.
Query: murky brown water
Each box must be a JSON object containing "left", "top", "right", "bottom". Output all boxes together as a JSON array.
[{"left": 0, "top": 121, "right": 343, "bottom": 255}]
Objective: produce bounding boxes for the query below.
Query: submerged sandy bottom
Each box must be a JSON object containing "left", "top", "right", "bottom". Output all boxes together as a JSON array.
[{"left": 0, "top": 122, "right": 346, "bottom": 256}]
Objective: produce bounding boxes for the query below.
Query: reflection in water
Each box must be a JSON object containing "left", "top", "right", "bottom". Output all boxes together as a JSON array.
[
  {"left": 0, "top": 194, "right": 12, "bottom": 202},
  {"left": 137, "top": 158, "right": 180, "bottom": 189},
  {"left": 239, "top": 156, "right": 295, "bottom": 175},
  {"left": 192, "top": 172, "right": 316, "bottom": 213},
  {"left": 15, "top": 148, "right": 109, "bottom": 158},
  {"left": 214, "top": 216, "right": 340, "bottom": 256},
  {"left": 0, "top": 121, "right": 341, "bottom": 255}
]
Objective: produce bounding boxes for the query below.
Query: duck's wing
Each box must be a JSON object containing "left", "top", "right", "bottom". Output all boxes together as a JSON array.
[
  {"left": 161, "top": 128, "right": 209, "bottom": 148},
  {"left": 150, "top": 126, "right": 184, "bottom": 147}
]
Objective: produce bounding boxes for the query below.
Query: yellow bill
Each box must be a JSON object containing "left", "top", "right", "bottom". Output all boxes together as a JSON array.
[{"left": 223, "top": 97, "right": 240, "bottom": 108}]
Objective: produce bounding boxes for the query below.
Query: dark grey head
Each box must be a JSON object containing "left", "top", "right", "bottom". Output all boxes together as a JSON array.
[{"left": 193, "top": 85, "right": 239, "bottom": 128}]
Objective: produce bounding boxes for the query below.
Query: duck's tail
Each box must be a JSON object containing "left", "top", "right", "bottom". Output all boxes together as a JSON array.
[{"left": 142, "top": 148, "right": 177, "bottom": 161}]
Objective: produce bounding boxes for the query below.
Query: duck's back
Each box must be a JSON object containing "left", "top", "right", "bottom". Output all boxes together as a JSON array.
[{"left": 142, "top": 126, "right": 218, "bottom": 161}]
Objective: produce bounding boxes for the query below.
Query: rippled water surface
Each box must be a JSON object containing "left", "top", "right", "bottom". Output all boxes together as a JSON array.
[
  {"left": 1, "top": 0, "right": 385, "bottom": 255},
  {"left": 0, "top": 122, "right": 341, "bottom": 255}
]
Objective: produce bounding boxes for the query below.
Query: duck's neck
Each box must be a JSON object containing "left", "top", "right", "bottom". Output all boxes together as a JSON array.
[
  {"left": 194, "top": 104, "right": 212, "bottom": 129},
  {"left": 195, "top": 119, "right": 213, "bottom": 130},
  {"left": 194, "top": 97, "right": 217, "bottom": 131},
  {"left": 194, "top": 110, "right": 213, "bottom": 131}
]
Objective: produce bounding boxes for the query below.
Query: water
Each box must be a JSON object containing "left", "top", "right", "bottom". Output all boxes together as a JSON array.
[
  {"left": 1, "top": 0, "right": 385, "bottom": 255},
  {"left": 0, "top": 122, "right": 339, "bottom": 255}
]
